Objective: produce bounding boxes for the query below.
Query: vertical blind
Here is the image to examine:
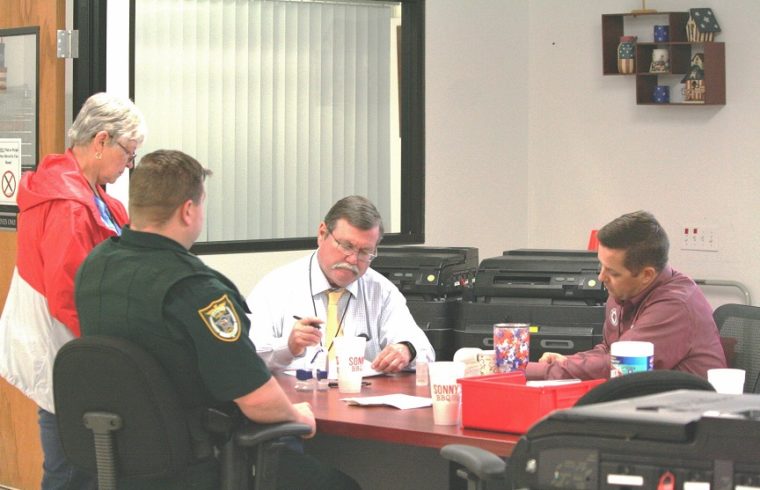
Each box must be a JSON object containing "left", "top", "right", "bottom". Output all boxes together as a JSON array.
[{"left": 134, "top": 0, "right": 394, "bottom": 242}]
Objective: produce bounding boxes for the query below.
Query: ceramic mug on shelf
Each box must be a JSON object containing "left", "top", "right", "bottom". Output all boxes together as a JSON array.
[
  {"left": 653, "top": 85, "right": 670, "bottom": 104},
  {"left": 654, "top": 25, "right": 669, "bottom": 42},
  {"left": 650, "top": 49, "right": 670, "bottom": 73}
]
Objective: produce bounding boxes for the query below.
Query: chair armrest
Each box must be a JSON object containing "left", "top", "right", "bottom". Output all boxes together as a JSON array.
[
  {"left": 440, "top": 444, "right": 507, "bottom": 481},
  {"left": 235, "top": 422, "right": 312, "bottom": 447}
]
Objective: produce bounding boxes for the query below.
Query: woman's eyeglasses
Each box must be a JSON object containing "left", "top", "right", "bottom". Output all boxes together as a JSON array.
[{"left": 115, "top": 141, "right": 137, "bottom": 165}]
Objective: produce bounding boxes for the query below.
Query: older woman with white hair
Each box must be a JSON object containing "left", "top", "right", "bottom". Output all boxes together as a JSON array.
[{"left": 0, "top": 92, "right": 146, "bottom": 489}]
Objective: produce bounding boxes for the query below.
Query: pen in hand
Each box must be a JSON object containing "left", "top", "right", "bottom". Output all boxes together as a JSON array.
[
  {"left": 292, "top": 316, "right": 325, "bottom": 363},
  {"left": 293, "top": 315, "right": 321, "bottom": 329}
]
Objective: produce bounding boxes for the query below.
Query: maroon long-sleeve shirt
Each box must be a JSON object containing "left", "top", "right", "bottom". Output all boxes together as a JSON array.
[{"left": 526, "top": 266, "right": 727, "bottom": 380}]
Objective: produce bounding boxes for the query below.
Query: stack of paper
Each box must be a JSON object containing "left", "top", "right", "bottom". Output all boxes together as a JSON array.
[{"left": 341, "top": 394, "right": 432, "bottom": 410}]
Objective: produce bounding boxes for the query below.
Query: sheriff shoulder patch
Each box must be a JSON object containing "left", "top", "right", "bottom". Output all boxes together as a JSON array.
[{"left": 198, "top": 294, "right": 241, "bottom": 342}]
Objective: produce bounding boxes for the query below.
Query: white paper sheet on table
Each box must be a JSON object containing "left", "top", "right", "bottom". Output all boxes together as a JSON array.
[
  {"left": 341, "top": 394, "right": 433, "bottom": 410},
  {"left": 358, "top": 360, "right": 384, "bottom": 377}
]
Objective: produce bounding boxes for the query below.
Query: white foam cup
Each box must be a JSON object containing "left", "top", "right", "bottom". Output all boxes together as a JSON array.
[
  {"left": 334, "top": 336, "right": 367, "bottom": 393},
  {"left": 428, "top": 361, "right": 466, "bottom": 425},
  {"left": 708, "top": 368, "right": 745, "bottom": 394}
]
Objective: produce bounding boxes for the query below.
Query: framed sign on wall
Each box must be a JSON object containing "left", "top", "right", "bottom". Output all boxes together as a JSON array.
[{"left": 0, "top": 26, "right": 39, "bottom": 230}]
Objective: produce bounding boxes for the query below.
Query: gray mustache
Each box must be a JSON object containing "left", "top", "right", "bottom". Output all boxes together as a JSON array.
[{"left": 332, "top": 262, "right": 359, "bottom": 275}]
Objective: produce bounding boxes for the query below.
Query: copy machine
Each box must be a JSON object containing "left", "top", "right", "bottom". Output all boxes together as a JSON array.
[
  {"left": 455, "top": 249, "right": 607, "bottom": 361},
  {"left": 510, "top": 390, "right": 760, "bottom": 489},
  {"left": 371, "top": 246, "right": 478, "bottom": 360}
]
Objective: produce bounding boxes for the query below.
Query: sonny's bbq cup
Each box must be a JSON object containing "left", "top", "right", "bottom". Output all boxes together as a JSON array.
[
  {"left": 334, "top": 336, "right": 367, "bottom": 393},
  {"left": 428, "top": 361, "right": 465, "bottom": 425}
]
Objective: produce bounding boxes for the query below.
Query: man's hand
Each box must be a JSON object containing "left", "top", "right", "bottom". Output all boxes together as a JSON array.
[
  {"left": 287, "top": 317, "right": 323, "bottom": 357},
  {"left": 292, "top": 402, "right": 317, "bottom": 438},
  {"left": 371, "top": 343, "right": 412, "bottom": 373},
  {"left": 538, "top": 352, "right": 567, "bottom": 364}
]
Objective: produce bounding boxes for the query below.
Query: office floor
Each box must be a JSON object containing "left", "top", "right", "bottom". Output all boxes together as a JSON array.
[
  {"left": 306, "top": 434, "right": 450, "bottom": 490},
  {"left": 307, "top": 435, "right": 511, "bottom": 490}
]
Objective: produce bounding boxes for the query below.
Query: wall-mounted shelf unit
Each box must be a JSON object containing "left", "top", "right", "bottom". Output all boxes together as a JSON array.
[{"left": 602, "top": 12, "right": 725, "bottom": 106}]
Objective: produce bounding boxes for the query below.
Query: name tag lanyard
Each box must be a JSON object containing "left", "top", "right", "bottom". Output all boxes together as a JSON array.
[{"left": 308, "top": 252, "right": 370, "bottom": 354}]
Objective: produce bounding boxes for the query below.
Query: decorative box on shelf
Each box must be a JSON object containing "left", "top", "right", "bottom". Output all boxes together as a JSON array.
[{"left": 686, "top": 8, "right": 720, "bottom": 42}]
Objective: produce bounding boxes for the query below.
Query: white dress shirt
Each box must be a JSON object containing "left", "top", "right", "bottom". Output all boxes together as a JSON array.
[{"left": 246, "top": 251, "right": 435, "bottom": 372}]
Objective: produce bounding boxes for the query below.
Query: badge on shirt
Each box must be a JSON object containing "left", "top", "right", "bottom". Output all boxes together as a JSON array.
[
  {"left": 198, "top": 294, "right": 241, "bottom": 342},
  {"left": 610, "top": 307, "right": 619, "bottom": 328}
]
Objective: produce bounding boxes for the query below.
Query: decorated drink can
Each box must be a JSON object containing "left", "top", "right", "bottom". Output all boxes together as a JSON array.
[{"left": 493, "top": 323, "right": 530, "bottom": 372}]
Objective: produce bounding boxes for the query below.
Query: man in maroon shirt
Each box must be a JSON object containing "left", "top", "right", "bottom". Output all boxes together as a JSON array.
[{"left": 526, "top": 210, "right": 726, "bottom": 380}]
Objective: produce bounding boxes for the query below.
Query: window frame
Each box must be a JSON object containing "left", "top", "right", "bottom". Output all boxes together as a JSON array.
[{"left": 73, "top": 0, "right": 425, "bottom": 254}]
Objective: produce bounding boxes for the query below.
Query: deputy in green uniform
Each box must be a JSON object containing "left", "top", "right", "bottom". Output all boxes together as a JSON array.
[{"left": 75, "top": 149, "right": 359, "bottom": 490}]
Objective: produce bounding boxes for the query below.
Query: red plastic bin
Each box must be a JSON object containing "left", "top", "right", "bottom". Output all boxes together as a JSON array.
[{"left": 458, "top": 372, "right": 605, "bottom": 434}]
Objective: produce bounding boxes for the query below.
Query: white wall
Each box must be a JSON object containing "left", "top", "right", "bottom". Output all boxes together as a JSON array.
[
  {"left": 206, "top": 0, "right": 758, "bottom": 308},
  {"left": 425, "top": 0, "right": 530, "bottom": 257},
  {"left": 524, "top": 0, "right": 760, "bottom": 308}
]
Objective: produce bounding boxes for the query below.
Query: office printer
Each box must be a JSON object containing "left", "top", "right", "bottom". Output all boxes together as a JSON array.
[
  {"left": 510, "top": 390, "right": 760, "bottom": 489},
  {"left": 474, "top": 249, "right": 606, "bottom": 305},
  {"left": 455, "top": 249, "right": 606, "bottom": 361},
  {"left": 372, "top": 246, "right": 478, "bottom": 360},
  {"left": 372, "top": 246, "right": 478, "bottom": 300}
]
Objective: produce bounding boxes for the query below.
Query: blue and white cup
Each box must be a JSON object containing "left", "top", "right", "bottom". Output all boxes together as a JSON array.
[
  {"left": 654, "top": 25, "right": 669, "bottom": 42},
  {"left": 653, "top": 85, "right": 670, "bottom": 104},
  {"left": 610, "top": 341, "right": 654, "bottom": 377}
]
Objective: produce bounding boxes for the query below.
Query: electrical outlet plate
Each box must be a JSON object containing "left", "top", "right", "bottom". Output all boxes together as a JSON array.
[{"left": 680, "top": 226, "right": 718, "bottom": 252}]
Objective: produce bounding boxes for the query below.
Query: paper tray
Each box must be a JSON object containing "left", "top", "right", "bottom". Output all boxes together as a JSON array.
[{"left": 458, "top": 372, "right": 605, "bottom": 434}]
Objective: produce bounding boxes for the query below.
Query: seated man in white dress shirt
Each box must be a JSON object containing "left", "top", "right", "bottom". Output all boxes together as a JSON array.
[{"left": 247, "top": 195, "right": 435, "bottom": 373}]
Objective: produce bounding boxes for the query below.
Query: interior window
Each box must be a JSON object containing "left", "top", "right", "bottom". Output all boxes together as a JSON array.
[{"left": 129, "top": 0, "right": 424, "bottom": 253}]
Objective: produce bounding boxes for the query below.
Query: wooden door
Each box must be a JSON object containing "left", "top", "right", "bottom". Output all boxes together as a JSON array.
[{"left": 0, "top": 1, "right": 66, "bottom": 488}]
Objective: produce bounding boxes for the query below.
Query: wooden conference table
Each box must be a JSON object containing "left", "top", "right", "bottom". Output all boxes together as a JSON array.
[
  {"left": 277, "top": 371, "right": 520, "bottom": 457},
  {"left": 277, "top": 373, "right": 520, "bottom": 490},
  {"left": 278, "top": 372, "right": 517, "bottom": 489}
]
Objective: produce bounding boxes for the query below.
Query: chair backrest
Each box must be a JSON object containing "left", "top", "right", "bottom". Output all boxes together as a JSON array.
[
  {"left": 53, "top": 335, "right": 195, "bottom": 481},
  {"left": 442, "top": 371, "right": 715, "bottom": 490},
  {"left": 574, "top": 370, "right": 714, "bottom": 406},
  {"left": 713, "top": 303, "right": 760, "bottom": 393}
]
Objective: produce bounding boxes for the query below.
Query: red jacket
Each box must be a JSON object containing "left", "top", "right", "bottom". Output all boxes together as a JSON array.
[
  {"left": 0, "top": 149, "right": 128, "bottom": 411},
  {"left": 16, "top": 149, "right": 128, "bottom": 335}
]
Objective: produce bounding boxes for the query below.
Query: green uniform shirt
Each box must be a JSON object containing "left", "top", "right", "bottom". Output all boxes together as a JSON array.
[{"left": 75, "top": 225, "right": 270, "bottom": 489}]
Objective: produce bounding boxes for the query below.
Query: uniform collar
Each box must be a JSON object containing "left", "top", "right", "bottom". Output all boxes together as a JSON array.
[{"left": 120, "top": 225, "right": 189, "bottom": 254}]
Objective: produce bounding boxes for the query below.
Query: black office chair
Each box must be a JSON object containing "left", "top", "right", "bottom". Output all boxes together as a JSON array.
[
  {"left": 713, "top": 303, "right": 760, "bottom": 393},
  {"left": 574, "top": 369, "right": 714, "bottom": 406},
  {"left": 441, "top": 370, "right": 715, "bottom": 489},
  {"left": 53, "top": 335, "right": 311, "bottom": 490},
  {"left": 441, "top": 444, "right": 508, "bottom": 490}
]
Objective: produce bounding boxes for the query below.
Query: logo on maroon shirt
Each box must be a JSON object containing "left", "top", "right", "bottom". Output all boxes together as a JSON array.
[{"left": 610, "top": 308, "right": 619, "bottom": 327}]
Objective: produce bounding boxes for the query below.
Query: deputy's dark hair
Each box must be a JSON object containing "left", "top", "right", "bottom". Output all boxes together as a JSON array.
[
  {"left": 129, "top": 150, "right": 212, "bottom": 227},
  {"left": 597, "top": 210, "right": 669, "bottom": 273},
  {"left": 324, "top": 195, "right": 384, "bottom": 237}
]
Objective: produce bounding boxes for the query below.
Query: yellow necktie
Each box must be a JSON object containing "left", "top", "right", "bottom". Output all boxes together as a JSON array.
[{"left": 326, "top": 289, "right": 345, "bottom": 361}]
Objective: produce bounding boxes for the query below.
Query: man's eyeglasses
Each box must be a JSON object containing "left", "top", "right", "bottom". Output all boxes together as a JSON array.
[
  {"left": 115, "top": 140, "right": 137, "bottom": 165},
  {"left": 327, "top": 229, "right": 378, "bottom": 263}
]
